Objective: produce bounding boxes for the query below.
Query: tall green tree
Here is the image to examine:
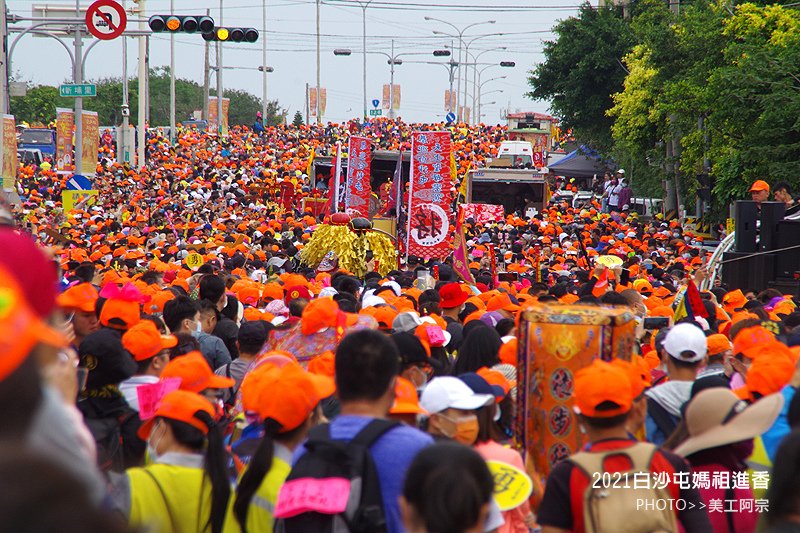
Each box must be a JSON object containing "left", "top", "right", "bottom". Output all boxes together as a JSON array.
[
  {"left": 8, "top": 68, "right": 286, "bottom": 127},
  {"left": 292, "top": 110, "right": 304, "bottom": 126},
  {"left": 528, "top": 3, "right": 635, "bottom": 150}
]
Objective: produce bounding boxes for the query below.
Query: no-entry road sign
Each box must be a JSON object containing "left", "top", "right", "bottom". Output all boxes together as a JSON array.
[{"left": 85, "top": 0, "right": 127, "bottom": 41}]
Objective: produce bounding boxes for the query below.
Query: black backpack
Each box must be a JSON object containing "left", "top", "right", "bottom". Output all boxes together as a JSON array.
[{"left": 274, "top": 419, "right": 399, "bottom": 533}]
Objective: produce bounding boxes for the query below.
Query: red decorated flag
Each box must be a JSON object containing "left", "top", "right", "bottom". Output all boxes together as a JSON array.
[{"left": 592, "top": 268, "right": 609, "bottom": 297}]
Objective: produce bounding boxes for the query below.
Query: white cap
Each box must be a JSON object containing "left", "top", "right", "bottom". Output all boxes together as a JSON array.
[
  {"left": 361, "top": 294, "right": 386, "bottom": 309},
  {"left": 663, "top": 323, "right": 707, "bottom": 363},
  {"left": 420, "top": 377, "right": 493, "bottom": 414}
]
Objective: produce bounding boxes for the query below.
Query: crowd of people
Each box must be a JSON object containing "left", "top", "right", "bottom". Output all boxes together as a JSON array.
[{"left": 1, "top": 118, "right": 800, "bottom": 532}]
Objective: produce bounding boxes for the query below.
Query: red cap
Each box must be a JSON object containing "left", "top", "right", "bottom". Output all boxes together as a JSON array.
[{"left": 438, "top": 283, "right": 468, "bottom": 309}]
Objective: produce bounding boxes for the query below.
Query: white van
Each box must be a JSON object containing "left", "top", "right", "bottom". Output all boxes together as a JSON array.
[{"left": 497, "top": 141, "right": 535, "bottom": 167}]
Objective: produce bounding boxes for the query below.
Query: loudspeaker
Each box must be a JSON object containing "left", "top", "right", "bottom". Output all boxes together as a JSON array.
[
  {"left": 769, "top": 278, "right": 800, "bottom": 300},
  {"left": 722, "top": 251, "right": 776, "bottom": 292},
  {"left": 760, "top": 201, "right": 786, "bottom": 251},
  {"left": 734, "top": 201, "right": 758, "bottom": 253},
  {"left": 775, "top": 220, "right": 800, "bottom": 278}
]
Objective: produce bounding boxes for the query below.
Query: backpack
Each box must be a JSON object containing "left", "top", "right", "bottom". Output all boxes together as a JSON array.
[
  {"left": 274, "top": 419, "right": 399, "bottom": 533},
  {"left": 569, "top": 443, "right": 679, "bottom": 533}
]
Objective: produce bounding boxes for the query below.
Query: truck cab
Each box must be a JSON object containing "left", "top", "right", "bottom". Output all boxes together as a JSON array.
[{"left": 18, "top": 128, "right": 56, "bottom": 156}]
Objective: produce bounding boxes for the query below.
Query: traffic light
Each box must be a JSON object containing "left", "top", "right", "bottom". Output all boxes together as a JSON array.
[
  {"left": 149, "top": 15, "right": 215, "bottom": 34},
  {"left": 202, "top": 27, "right": 259, "bottom": 43},
  {"left": 433, "top": 50, "right": 451, "bottom": 57},
  {"left": 500, "top": 61, "right": 516, "bottom": 67}
]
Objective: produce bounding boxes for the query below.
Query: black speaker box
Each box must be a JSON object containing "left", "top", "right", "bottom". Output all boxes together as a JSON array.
[
  {"left": 775, "top": 220, "right": 800, "bottom": 278},
  {"left": 722, "top": 251, "right": 775, "bottom": 292},
  {"left": 760, "top": 201, "right": 786, "bottom": 251},
  {"left": 734, "top": 201, "right": 758, "bottom": 253}
]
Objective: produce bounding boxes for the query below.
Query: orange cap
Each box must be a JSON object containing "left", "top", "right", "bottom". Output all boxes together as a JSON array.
[
  {"left": 240, "top": 362, "right": 334, "bottom": 431},
  {"left": 486, "top": 292, "right": 520, "bottom": 313},
  {"left": 390, "top": 376, "right": 427, "bottom": 415},
  {"left": 477, "top": 367, "right": 512, "bottom": 401},
  {"left": 99, "top": 298, "right": 141, "bottom": 331},
  {"left": 137, "top": 390, "right": 216, "bottom": 440},
  {"left": 610, "top": 358, "right": 650, "bottom": 399},
  {"left": 706, "top": 333, "right": 732, "bottom": 357},
  {"left": 0, "top": 271, "right": 67, "bottom": 381},
  {"left": 734, "top": 343, "right": 795, "bottom": 400},
  {"left": 56, "top": 283, "right": 98, "bottom": 313},
  {"left": 122, "top": 320, "right": 178, "bottom": 361},
  {"left": 498, "top": 338, "right": 517, "bottom": 366},
  {"left": 733, "top": 325, "right": 775, "bottom": 360},
  {"left": 161, "top": 351, "right": 235, "bottom": 393},
  {"left": 749, "top": 180, "right": 770, "bottom": 193},
  {"left": 574, "top": 359, "right": 633, "bottom": 418},
  {"left": 145, "top": 290, "right": 176, "bottom": 315},
  {"left": 722, "top": 289, "right": 747, "bottom": 313},
  {"left": 307, "top": 350, "right": 335, "bottom": 378},
  {"left": 300, "top": 298, "right": 358, "bottom": 336}
]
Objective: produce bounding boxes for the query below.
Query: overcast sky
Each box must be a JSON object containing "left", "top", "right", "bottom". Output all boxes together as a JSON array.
[{"left": 7, "top": 0, "right": 582, "bottom": 124}]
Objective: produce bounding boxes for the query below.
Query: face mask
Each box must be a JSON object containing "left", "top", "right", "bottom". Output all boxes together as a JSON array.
[
  {"left": 439, "top": 413, "right": 479, "bottom": 445},
  {"left": 672, "top": 233, "right": 680, "bottom": 238},
  {"left": 147, "top": 423, "right": 164, "bottom": 462},
  {"left": 196, "top": 319, "right": 203, "bottom": 333},
  {"left": 409, "top": 366, "right": 428, "bottom": 391}
]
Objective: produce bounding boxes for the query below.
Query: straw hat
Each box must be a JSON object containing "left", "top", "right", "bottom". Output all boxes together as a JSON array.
[{"left": 674, "top": 388, "right": 783, "bottom": 457}]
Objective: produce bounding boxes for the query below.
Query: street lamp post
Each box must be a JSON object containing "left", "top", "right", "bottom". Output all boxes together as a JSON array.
[
  {"left": 262, "top": 0, "right": 268, "bottom": 121},
  {"left": 426, "top": 18, "right": 495, "bottom": 122},
  {"left": 334, "top": 46, "right": 447, "bottom": 120},
  {"left": 460, "top": 35, "right": 504, "bottom": 124},
  {"left": 478, "top": 75, "right": 506, "bottom": 125},
  {"left": 349, "top": 0, "right": 373, "bottom": 121},
  {"left": 468, "top": 46, "right": 506, "bottom": 121}
]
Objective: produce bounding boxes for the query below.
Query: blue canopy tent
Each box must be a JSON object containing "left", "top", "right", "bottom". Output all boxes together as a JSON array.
[{"left": 548, "top": 145, "right": 611, "bottom": 178}]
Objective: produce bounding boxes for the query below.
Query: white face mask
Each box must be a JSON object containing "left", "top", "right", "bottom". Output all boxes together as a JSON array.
[
  {"left": 147, "top": 422, "right": 164, "bottom": 462},
  {"left": 196, "top": 319, "right": 203, "bottom": 333}
]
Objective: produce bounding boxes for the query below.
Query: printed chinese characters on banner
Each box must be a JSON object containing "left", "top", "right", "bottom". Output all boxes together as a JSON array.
[
  {"left": 56, "top": 108, "right": 74, "bottom": 173},
  {"left": 345, "top": 136, "right": 372, "bottom": 218},
  {"left": 406, "top": 131, "right": 452, "bottom": 259}
]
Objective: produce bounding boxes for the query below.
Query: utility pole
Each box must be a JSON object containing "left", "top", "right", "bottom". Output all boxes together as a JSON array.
[
  {"left": 216, "top": 0, "right": 223, "bottom": 135},
  {"left": 121, "top": 33, "right": 130, "bottom": 163},
  {"left": 388, "top": 39, "right": 394, "bottom": 120},
  {"left": 202, "top": 8, "right": 210, "bottom": 121},
  {"left": 137, "top": 0, "right": 146, "bottom": 169},
  {"left": 262, "top": 0, "right": 268, "bottom": 122},
  {"left": 74, "top": 0, "right": 83, "bottom": 174},
  {"left": 315, "top": 0, "right": 320, "bottom": 124},
  {"left": 0, "top": 0, "right": 7, "bottom": 116},
  {"left": 169, "top": 0, "right": 175, "bottom": 143},
  {"left": 305, "top": 82, "right": 310, "bottom": 125}
]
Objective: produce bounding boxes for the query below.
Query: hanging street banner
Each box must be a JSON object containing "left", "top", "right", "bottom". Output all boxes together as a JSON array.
[
  {"left": 208, "top": 97, "right": 230, "bottom": 134},
  {"left": 1, "top": 115, "right": 17, "bottom": 189},
  {"left": 56, "top": 108, "right": 74, "bottom": 173},
  {"left": 345, "top": 136, "right": 372, "bottom": 218},
  {"left": 80, "top": 110, "right": 99, "bottom": 176},
  {"left": 406, "top": 131, "right": 452, "bottom": 260}
]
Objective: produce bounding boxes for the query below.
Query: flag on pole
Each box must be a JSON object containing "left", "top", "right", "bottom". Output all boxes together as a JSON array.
[
  {"left": 329, "top": 142, "right": 343, "bottom": 214},
  {"left": 457, "top": 160, "right": 472, "bottom": 202},
  {"left": 673, "top": 280, "right": 708, "bottom": 322},
  {"left": 305, "top": 147, "right": 315, "bottom": 176},
  {"left": 592, "top": 268, "right": 609, "bottom": 297},
  {"left": 383, "top": 150, "right": 403, "bottom": 216},
  {"left": 452, "top": 205, "right": 475, "bottom": 284}
]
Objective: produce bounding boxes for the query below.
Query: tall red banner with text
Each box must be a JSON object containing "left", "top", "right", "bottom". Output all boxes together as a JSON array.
[
  {"left": 406, "top": 131, "right": 452, "bottom": 260},
  {"left": 345, "top": 136, "right": 372, "bottom": 217}
]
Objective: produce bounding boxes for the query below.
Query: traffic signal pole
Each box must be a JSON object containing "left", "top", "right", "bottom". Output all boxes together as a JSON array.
[
  {"left": 137, "top": 0, "right": 146, "bottom": 169},
  {"left": 73, "top": 0, "right": 83, "bottom": 175},
  {"left": 169, "top": 0, "right": 175, "bottom": 144},
  {"left": 217, "top": 0, "right": 223, "bottom": 135}
]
